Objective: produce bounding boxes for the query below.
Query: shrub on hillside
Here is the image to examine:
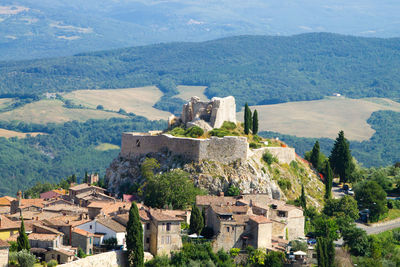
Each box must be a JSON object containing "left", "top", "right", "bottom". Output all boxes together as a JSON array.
[
  {"left": 221, "top": 121, "right": 236, "bottom": 130},
  {"left": 249, "top": 142, "right": 261, "bottom": 149},
  {"left": 262, "top": 151, "right": 278, "bottom": 165},
  {"left": 15, "top": 250, "right": 36, "bottom": 267},
  {"left": 278, "top": 179, "right": 292, "bottom": 190},
  {"left": 47, "top": 259, "right": 58, "bottom": 267},
  {"left": 184, "top": 126, "right": 204, "bottom": 138}
]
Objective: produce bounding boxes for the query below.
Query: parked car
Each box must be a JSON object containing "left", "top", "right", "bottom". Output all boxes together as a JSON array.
[
  {"left": 343, "top": 184, "right": 349, "bottom": 191},
  {"left": 347, "top": 189, "right": 354, "bottom": 196},
  {"left": 307, "top": 239, "right": 317, "bottom": 245}
]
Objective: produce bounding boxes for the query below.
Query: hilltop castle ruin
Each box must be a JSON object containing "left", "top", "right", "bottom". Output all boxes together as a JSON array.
[{"left": 119, "top": 95, "right": 295, "bottom": 164}]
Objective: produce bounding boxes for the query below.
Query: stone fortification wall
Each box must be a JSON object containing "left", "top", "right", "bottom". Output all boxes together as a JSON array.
[
  {"left": 121, "top": 133, "right": 248, "bottom": 164},
  {"left": 251, "top": 147, "right": 296, "bottom": 164},
  {"left": 59, "top": 251, "right": 127, "bottom": 267}
]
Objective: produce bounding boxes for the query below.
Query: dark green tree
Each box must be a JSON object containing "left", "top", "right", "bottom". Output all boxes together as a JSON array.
[
  {"left": 323, "top": 195, "right": 359, "bottom": 221},
  {"left": 144, "top": 170, "right": 203, "bottom": 209},
  {"left": 324, "top": 161, "right": 333, "bottom": 199},
  {"left": 140, "top": 158, "right": 160, "bottom": 180},
  {"left": 316, "top": 237, "right": 335, "bottom": 267},
  {"left": 17, "top": 217, "right": 30, "bottom": 252},
  {"left": 244, "top": 103, "right": 252, "bottom": 135},
  {"left": 126, "top": 202, "right": 144, "bottom": 267},
  {"left": 252, "top": 109, "right": 259, "bottom": 134},
  {"left": 226, "top": 185, "right": 240, "bottom": 196},
  {"left": 329, "top": 131, "right": 354, "bottom": 183},
  {"left": 310, "top": 141, "right": 321, "bottom": 170},
  {"left": 300, "top": 185, "right": 306, "bottom": 210},
  {"left": 354, "top": 180, "right": 388, "bottom": 222},
  {"left": 189, "top": 205, "right": 204, "bottom": 235},
  {"left": 264, "top": 251, "right": 285, "bottom": 267},
  {"left": 83, "top": 171, "right": 88, "bottom": 183},
  {"left": 342, "top": 225, "right": 369, "bottom": 256}
]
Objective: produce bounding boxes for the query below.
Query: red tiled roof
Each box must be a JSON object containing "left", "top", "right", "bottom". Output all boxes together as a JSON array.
[
  {"left": 0, "top": 215, "right": 20, "bottom": 229},
  {"left": 149, "top": 209, "right": 183, "bottom": 222},
  {"left": 196, "top": 195, "right": 236, "bottom": 206},
  {"left": 28, "top": 233, "right": 58, "bottom": 241},
  {"left": 0, "top": 239, "right": 10, "bottom": 247},
  {"left": 72, "top": 228, "right": 94, "bottom": 237},
  {"left": 249, "top": 215, "right": 272, "bottom": 224}
]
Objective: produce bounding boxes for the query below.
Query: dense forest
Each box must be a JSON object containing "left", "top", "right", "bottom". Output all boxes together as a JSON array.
[
  {"left": 0, "top": 117, "right": 165, "bottom": 196},
  {"left": 261, "top": 110, "right": 400, "bottom": 168},
  {"left": 1, "top": 33, "right": 400, "bottom": 112}
]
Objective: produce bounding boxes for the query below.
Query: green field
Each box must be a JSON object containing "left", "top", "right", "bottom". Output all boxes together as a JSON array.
[
  {"left": 64, "top": 86, "right": 171, "bottom": 120},
  {"left": 239, "top": 97, "right": 400, "bottom": 141},
  {"left": 0, "top": 128, "right": 45, "bottom": 138},
  {"left": 95, "top": 143, "right": 120, "bottom": 151},
  {"left": 0, "top": 99, "right": 126, "bottom": 124}
]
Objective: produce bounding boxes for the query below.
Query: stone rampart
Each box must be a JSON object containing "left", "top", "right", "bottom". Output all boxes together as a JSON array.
[
  {"left": 59, "top": 251, "right": 127, "bottom": 267},
  {"left": 121, "top": 133, "right": 248, "bottom": 164},
  {"left": 251, "top": 147, "right": 296, "bottom": 164}
]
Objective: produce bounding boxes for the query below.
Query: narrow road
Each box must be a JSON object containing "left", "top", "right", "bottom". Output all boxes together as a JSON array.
[{"left": 356, "top": 220, "right": 400, "bottom": 235}]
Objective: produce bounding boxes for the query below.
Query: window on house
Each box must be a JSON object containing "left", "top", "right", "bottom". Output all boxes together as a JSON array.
[
  {"left": 166, "top": 236, "right": 171, "bottom": 244},
  {"left": 227, "top": 227, "right": 230, "bottom": 232},
  {"left": 244, "top": 226, "right": 246, "bottom": 230},
  {"left": 89, "top": 238, "right": 92, "bottom": 244},
  {"left": 146, "top": 223, "right": 150, "bottom": 230},
  {"left": 146, "top": 237, "right": 150, "bottom": 244},
  {"left": 161, "top": 236, "right": 164, "bottom": 244},
  {"left": 166, "top": 223, "right": 171, "bottom": 232},
  {"left": 278, "top": 211, "right": 286, "bottom": 217},
  {"left": 136, "top": 140, "right": 140, "bottom": 147},
  {"left": 89, "top": 225, "right": 92, "bottom": 229}
]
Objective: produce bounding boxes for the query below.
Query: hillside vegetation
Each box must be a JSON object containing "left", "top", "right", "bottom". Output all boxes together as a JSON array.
[{"left": 1, "top": 33, "right": 400, "bottom": 111}]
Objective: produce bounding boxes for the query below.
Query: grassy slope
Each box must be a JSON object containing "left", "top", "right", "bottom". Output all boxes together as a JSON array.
[
  {"left": 239, "top": 97, "right": 400, "bottom": 141},
  {"left": 64, "top": 86, "right": 171, "bottom": 120},
  {"left": 0, "top": 128, "right": 45, "bottom": 138},
  {"left": 0, "top": 99, "right": 126, "bottom": 124}
]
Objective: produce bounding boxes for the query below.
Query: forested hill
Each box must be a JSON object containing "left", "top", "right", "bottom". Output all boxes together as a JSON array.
[{"left": 1, "top": 33, "right": 400, "bottom": 108}]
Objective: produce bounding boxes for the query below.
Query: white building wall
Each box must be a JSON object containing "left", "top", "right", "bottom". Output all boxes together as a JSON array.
[{"left": 76, "top": 220, "right": 126, "bottom": 247}]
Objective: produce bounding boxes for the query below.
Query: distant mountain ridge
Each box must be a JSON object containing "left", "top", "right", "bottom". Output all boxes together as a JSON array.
[
  {"left": 1, "top": 33, "right": 400, "bottom": 109},
  {"left": 0, "top": 0, "right": 400, "bottom": 60}
]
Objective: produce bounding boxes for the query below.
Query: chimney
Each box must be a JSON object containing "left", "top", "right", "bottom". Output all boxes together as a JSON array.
[{"left": 219, "top": 192, "right": 224, "bottom": 197}]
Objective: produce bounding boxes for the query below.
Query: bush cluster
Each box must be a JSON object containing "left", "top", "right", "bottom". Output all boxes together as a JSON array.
[{"left": 262, "top": 151, "right": 278, "bottom": 165}]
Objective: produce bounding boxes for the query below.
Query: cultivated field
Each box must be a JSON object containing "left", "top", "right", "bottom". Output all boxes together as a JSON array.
[
  {"left": 0, "top": 128, "right": 45, "bottom": 138},
  {"left": 95, "top": 143, "right": 120, "bottom": 151},
  {"left": 0, "top": 100, "right": 126, "bottom": 124},
  {"left": 176, "top": 85, "right": 209, "bottom": 102},
  {"left": 64, "top": 86, "right": 171, "bottom": 120},
  {"left": 237, "top": 97, "right": 400, "bottom": 141},
  {"left": 0, "top": 98, "right": 14, "bottom": 109}
]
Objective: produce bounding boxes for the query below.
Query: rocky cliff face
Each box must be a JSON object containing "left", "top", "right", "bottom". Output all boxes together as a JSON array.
[{"left": 105, "top": 149, "right": 324, "bottom": 208}]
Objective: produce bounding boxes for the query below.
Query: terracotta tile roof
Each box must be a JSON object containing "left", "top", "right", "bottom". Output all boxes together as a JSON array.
[
  {"left": 0, "top": 196, "right": 14, "bottom": 206},
  {"left": 49, "top": 248, "right": 75, "bottom": 256},
  {"left": 7, "top": 211, "right": 60, "bottom": 221},
  {"left": 33, "top": 223, "right": 63, "bottom": 235},
  {"left": 149, "top": 209, "right": 183, "bottom": 222},
  {"left": 44, "top": 204, "right": 88, "bottom": 214},
  {"left": 196, "top": 195, "right": 236, "bottom": 206},
  {"left": 18, "top": 199, "right": 45, "bottom": 209},
  {"left": 231, "top": 214, "right": 250, "bottom": 224},
  {"left": 96, "top": 217, "right": 126, "bottom": 233},
  {"left": 53, "top": 189, "right": 67, "bottom": 195},
  {"left": 88, "top": 201, "right": 128, "bottom": 216},
  {"left": 0, "top": 215, "right": 20, "bottom": 229},
  {"left": 7, "top": 233, "right": 18, "bottom": 242},
  {"left": 28, "top": 233, "right": 58, "bottom": 241},
  {"left": 72, "top": 228, "right": 94, "bottom": 237},
  {"left": 70, "top": 184, "right": 105, "bottom": 192},
  {"left": 249, "top": 215, "right": 272, "bottom": 224},
  {"left": 0, "top": 239, "right": 10, "bottom": 247}
]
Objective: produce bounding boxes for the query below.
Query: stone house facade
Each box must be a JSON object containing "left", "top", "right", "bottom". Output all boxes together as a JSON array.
[
  {"left": 0, "top": 240, "right": 9, "bottom": 267},
  {"left": 71, "top": 228, "right": 94, "bottom": 255}
]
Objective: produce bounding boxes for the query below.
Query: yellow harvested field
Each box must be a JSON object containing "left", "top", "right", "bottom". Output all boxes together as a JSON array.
[
  {"left": 237, "top": 97, "right": 400, "bottom": 141},
  {"left": 0, "top": 128, "right": 45, "bottom": 138},
  {"left": 0, "top": 99, "right": 126, "bottom": 124},
  {"left": 176, "top": 85, "right": 209, "bottom": 101},
  {"left": 64, "top": 86, "right": 171, "bottom": 120}
]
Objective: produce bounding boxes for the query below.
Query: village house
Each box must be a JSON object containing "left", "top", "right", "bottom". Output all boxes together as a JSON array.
[
  {"left": 71, "top": 228, "right": 94, "bottom": 255},
  {"left": 75, "top": 217, "right": 126, "bottom": 249},
  {"left": 10, "top": 191, "right": 44, "bottom": 214},
  {"left": 0, "top": 239, "right": 10, "bottom": 267},
  {"left": 196, "top": 194, "right": 304, "bottom": 251},
  {"left": 45, "top": 248, "right": 75, "bottom": 264},
  {"left": 40, "top": 189, "right": 67, "bottom": 200},
  {"left": 0, "top": 215, "right": 20, "bottom": 241},
  {"left": 0, "top": 196, "right": 15, "bottom": 214},
  {"left": 68, "top": 184, "right": 110, "bottom": 206}
]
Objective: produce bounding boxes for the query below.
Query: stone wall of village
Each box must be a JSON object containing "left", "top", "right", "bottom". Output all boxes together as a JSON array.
[
  {"left": 251, "top": 147, "right": 296, "bottom": 164},
  {"left": 58, "top": 251, "right": 127, "bottom": 267},
  {"left": 120, "top": 133, "right": 248, "bottom": 164}
]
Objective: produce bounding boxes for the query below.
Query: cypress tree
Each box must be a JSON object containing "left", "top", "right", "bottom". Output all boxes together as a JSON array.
[
  {"left": 300, "top": 185, "right": 306, "bottom": 210},
  {"left": 17, "top": 216, "right": 30, "bottom": 251},
  {"left": 324, "top": 162, "right": 333, "bottom": 200},
  {"left": 310, "top": 141, "right": 320, "bottom": 170},
  {"left": 126, "top": 202, "right": 144, "bottom": 267},
  {"left": 316, "top": 237, "right": 335, "bottom": 267},
  {"left": 329, "top": 131, "right": 354, "bottom": 183},
  {"left": 189, "top": 205, "right": 204, "bottom": 235},
  {"left": 244, "top": 103, "right": 250, "bottom": 134},
  {"left": 252, "top": 110, "right": 259, "bottom": 134}
]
